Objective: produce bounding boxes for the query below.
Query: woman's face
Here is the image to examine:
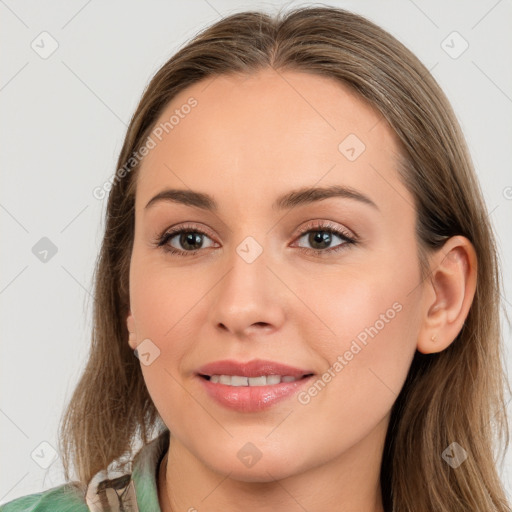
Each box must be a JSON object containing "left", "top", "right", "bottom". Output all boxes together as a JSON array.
[{"left": 127, "top": 69, "right": 425, "bottom": 482}]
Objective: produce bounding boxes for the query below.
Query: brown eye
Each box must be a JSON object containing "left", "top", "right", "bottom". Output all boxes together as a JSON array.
[
  {"left": 294, "top": 222, "right": 356, "bottom": 255},
  {"left": 302, "top": 231, "right": 337, "bottom": 250},
  {"left": 176, "top": 232, "right": 205, "bottom": 251},
  {"left": 156, "top": 225, "right": 217, "bottom": 256}
]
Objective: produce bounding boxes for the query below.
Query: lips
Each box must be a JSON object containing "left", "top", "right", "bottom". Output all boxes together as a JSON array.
[{"left": 195, "top": 359, "right": 315, "bottom": 412}]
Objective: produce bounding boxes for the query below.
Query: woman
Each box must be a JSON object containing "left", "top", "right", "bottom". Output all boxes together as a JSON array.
[{"left": 2, "top": 5, "right": 510, "bottom": 512}]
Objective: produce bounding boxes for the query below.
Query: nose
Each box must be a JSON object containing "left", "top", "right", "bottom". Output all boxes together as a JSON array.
[{"left": 209, "top": 239, "right": 287, "bottom": 339}]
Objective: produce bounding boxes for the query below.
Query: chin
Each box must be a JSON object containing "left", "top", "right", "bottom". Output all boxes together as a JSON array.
[{"left": 203, "top": 450, "right": 305, "bottom": 483}]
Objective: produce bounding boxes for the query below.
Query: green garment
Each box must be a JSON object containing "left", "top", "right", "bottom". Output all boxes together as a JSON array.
[{"left": 0, "top": 429, "right": 170, "bottom": 511}]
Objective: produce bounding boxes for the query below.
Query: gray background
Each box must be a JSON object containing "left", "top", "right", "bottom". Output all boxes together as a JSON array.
[{"left": 1, "top": 0, "right": 511, "bottom": 503}]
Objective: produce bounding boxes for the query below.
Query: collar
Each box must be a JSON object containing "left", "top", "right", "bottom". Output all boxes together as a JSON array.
[{"left": 85, "top": 428, "right": 170, "bottom": 511}]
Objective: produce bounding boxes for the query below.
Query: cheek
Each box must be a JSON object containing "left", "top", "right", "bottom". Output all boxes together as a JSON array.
[
  {"left": 128, "top": 252, "right": 215, "bottom": 416},
  {"left": 129, "top": 250, "right": 203, "bottom": 343},
  {"left": 295, "top": 250, "right": 421, "bottom": 416},
  {"left": 130, "top": 269, "right": 199, "bottom": 433}
]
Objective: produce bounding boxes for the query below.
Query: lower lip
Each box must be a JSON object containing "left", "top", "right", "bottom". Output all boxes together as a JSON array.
[{"left": 197, "top": 375, "right": 314, "bottom": 412}]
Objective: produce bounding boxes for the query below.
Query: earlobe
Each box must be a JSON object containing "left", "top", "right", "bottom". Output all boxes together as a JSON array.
[
  {"left": 126, "top": 311, "right": 137, "bottom": 350},
  {"left": 417, "top": 236, "right": 477, "bottom": 354}
]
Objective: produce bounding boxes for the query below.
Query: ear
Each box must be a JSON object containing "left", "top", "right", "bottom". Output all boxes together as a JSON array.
[
  {"left": 417, "top": 235, "right": 477, "bottom": 354},
  {"left": 126, "top": 311, "right": 137, "bottom": 350}
]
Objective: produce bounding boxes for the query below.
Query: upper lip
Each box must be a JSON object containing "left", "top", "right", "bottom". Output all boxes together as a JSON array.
[{"left": 196, "top": 359, "right": 315, "bottom": 378}]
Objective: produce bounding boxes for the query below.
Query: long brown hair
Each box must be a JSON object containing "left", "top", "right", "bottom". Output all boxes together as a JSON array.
[{"left": 59, "top": 6, "right": 511, "bottom": 510}]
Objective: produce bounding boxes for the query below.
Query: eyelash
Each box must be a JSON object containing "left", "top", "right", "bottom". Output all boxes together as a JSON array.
[{"left": 153, "top": 221, "right": 357, "bottom": 258}]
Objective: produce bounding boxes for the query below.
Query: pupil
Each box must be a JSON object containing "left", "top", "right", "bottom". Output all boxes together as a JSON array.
[
  {"left": 181, "top": 232, "right": 202, "bottom": 250},
  {"left": 310, "top": 231, "right": 331, "bottom": 249}
]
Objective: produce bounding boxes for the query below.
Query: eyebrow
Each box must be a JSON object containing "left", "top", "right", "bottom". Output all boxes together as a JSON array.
[{"left": 144, "top": 185, "right": 379, "bottom": 212}]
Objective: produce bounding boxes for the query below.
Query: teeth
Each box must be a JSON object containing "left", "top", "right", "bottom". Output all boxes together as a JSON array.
[
  {"left": 266, "top": 375, "right": 281, "bottom": 385},
  {"left": 219, "top": 375, "right": 231, "bottom": 385},
  {"left": 208, "top": 375, "right": 300, "bottom": 386},
  {"left": 231, "top": 375, "right": 249, "bottom": 386},
  {"left": 248, "top": 376, "right": 267, "bottom": 386}
]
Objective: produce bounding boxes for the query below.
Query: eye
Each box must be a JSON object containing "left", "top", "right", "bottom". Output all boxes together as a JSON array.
[
  {"left": 153, "top": 220, "right": 357, "bottom": 257},
  {"left": 293, "top": 220, "right": 357, "bottom": 256},
  {"left": 155, "top": 223, "right": 217, "bottom": 256}
]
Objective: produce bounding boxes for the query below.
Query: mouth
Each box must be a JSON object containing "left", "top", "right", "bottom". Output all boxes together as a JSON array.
[
  {"left": 194, "top": 359, "right": 316, "bottom": 412},
  {"left": 195, "top": 358, "right": 315, "bottom": 383},
  {"left": 198, "top": 374, "right": 314, "bottom": 386}
]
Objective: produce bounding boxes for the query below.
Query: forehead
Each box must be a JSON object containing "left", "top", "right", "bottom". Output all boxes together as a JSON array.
[{"left": 135, "top": 68, "right": 410, "bottom": 218}]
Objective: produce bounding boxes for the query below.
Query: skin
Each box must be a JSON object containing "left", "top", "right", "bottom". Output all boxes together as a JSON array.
[{"left": 126, "top": 68, "right": 477, "bottom": 512}]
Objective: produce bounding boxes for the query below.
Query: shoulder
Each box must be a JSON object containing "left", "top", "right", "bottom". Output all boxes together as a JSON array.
[
  {"left": 1, "top": 429, "right": 169, "bottom": 512},
  {"left": 0, "top": 482, "right": 89, "bottom": 512}
]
